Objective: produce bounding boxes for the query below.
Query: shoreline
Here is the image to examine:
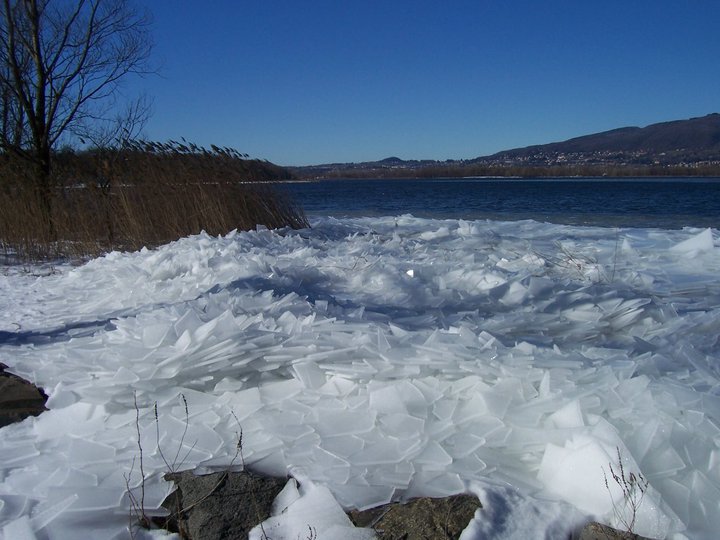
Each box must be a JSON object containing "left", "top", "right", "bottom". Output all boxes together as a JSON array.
[{"left": 283, "top": 174, "right": 720, "bottom": 183}]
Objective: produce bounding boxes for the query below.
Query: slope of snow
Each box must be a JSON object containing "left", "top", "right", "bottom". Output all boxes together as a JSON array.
[{"left": 0, "top": 216, "right": 718, "bottom": 539}]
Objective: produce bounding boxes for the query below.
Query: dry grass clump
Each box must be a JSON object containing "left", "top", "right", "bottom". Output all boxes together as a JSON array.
[{"left": 0, "top": 141, "right": 308, "bottom": 260}]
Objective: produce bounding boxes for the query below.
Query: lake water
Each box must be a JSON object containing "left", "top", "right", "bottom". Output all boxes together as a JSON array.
[{"left": 280, "top": 177, "right": 720, "bottom": 229}]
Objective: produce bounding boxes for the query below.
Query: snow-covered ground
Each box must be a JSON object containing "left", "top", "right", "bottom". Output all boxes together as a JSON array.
[{"left": 0, "top": 216, "right": 719, "bottom": 539}]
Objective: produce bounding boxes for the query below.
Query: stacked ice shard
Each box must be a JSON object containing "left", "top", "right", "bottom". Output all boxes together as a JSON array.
[{"left": 0, "top": 216, "right": 718, "bottom": 539}]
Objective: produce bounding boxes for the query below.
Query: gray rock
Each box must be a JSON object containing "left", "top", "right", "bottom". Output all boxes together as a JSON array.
[
  {"left": 161, "top": 471, "right": 647, "bottom": 540},
  {"left": 348, "top": 494, "right": 482, "bottom": 540},
  {"left": 162, "top": 469, "right": 286, "bottom": 540},
  {"left": 577, "top": 521, "right": 656, "bottom": 540},
  {"left": 0, "top": 363, "right": 47, "bottom": 428}
]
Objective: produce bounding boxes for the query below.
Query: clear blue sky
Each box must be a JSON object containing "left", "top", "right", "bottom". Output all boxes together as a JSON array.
[{"left": 127, "top": 0, "right": 720, "bottom": 166}]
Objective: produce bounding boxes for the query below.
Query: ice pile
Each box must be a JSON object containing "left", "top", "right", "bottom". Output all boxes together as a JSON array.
[{"left": 0, "top": 216, "right": 719, "bottom": 539}]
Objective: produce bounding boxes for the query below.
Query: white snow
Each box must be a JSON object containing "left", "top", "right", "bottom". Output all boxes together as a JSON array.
[{"left": 0, "top": 216, "right": 719, "bottom": 539}]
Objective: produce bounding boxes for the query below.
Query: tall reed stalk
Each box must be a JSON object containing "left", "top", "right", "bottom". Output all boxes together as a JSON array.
[{"left": 0, "top": 142, "right": 308, "bottom": 261}]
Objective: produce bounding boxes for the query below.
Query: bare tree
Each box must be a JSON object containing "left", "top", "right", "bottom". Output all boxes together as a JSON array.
[
  {"left": 0, "top": 52, "right": 28, "bottom": 150},
  {"left": 0, "top": 0, "right": 152, "bottom": 236}
]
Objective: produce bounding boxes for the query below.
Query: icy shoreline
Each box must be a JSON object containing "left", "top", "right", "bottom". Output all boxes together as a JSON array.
[{"left": 1, "top": 216, "right": 719, "bottom": 539}]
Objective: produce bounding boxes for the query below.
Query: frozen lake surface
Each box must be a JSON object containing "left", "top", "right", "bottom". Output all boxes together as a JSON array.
[{"left": 0, "top": 216, "right": 719, "bottom": 539}]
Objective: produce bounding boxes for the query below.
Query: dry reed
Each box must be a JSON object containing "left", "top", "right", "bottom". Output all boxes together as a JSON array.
[{"left": 0, "top": 142, "right": 308, "bottom": 260}]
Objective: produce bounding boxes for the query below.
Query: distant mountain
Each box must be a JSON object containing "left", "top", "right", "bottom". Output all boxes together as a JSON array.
[
  {"left": 376, "top": 156, "right": 405, "bottom": 165},
  {"left": 291, "top": 114, "right": 720, "bottom": 178},
  {"left": 289, "top": 156, "right": 442, "bottom": 178},
  {"left": 479, "top": 113, "right": 720, "bottom": 164}
]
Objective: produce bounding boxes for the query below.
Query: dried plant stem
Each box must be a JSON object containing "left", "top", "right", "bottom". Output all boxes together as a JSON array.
[
  {"left": 125, "top": 392, "right": 150, "bottom": 534},
  {"left": 602, "top": 447, "right": 649, "bottom": 536}
]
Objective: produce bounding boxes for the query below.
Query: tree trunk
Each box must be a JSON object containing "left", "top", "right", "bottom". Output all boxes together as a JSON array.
[
  {"left": 100, "top": 158, "right": 115, "bottom": 246},
  {"left": 34, "top": 146, "right": 55, "bottom": 242}
]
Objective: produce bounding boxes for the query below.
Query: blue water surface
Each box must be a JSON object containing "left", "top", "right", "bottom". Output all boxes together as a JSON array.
[{"left": 280, "top": 177, "right": 720, "bottom": 229}]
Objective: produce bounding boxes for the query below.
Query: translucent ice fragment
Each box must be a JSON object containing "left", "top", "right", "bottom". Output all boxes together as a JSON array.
[
  {"left": 0, "top": 442, "right": 40, "bottom": 466},
  {"left": 353, "top": 438, "right": 411, "bottom": 466},
  {"left": 291, "top": 361, "right": 326, "bottom": 389},
  {"left": 641, "top": 445, "right": 686, "bottom": 478},
  {"left": 219, "top": 387, "right": 263, "bottom": 419},
  {"left": 0, "top": 495, "right": 30, "bottom": 521},
  {"left": 376, "top": 328, "right": 391, "bottom": 352},
  {"left": 670, "top": 228, "right": 714, "bottom": 254},
  {"left": 403, "top": 470, "right": 465, "bottom": 499},
  {"left": 250, "top": 480, "right": 377, "bottom": 539},
  {"left": 482, "top": 387, "right": 514, "bottom": 418},
  {"left": 320, "top": 464, "right": 352, "bottom": 486},
  {"left": 271, "top": 477, "right": 301, "bottom": 514},
  {"left": 452, "top": 394, "right": 488, "bottom": 425},
  {"left": 415, "top": 440, "right": 453, "bottom": 468},
  {"left": 157, "top": 416, "right": 223, "bottom": 459},
  {"left": 250, "top": 451, "right": 288, "bottom": 477},
  {"left": 379, "top": 413, "right": 424, "bottom": 439},
  {"left": 419, "top": 227, "right": 450, "bottom": 241},
  {"left": 442, "top": 432, "right": 486, "bottom": 458},
  {"left": 173, "top": 309, "right": 204, "bottom": 338},
  {"left": 366, "top": 463, "right": 415, "bottom": 489},
  {"left": 315, "top": 407, "right": 376, "bottom": 437},
  {"left": 538, "top": 437, "right": 616, "bottom": 515},
  {"left": 57, "top": 468, "right": 98, "bottom": 488},
  {"left": 332, "top": 483, "right": 396, "bottom": 511},
  {"left": 657, "top": 478, "right": 690, "bottom": 524},
  {"left": 369, "top": 385, "right": 408, "bottom": 415},
  {"left": 125, "top": 479, "right": 175, "bottom": 514},
  {"left": 45, "top": 382, "right": 79, "bottom": 409},
  {"left": 432, "top": 399, "right": 457, "bottom": 421},
  {"left": 213, "top": 377, "right": 244, "bottom": 392},
  {"left": 546, "top": 400, "right": 584, "bottom": 429},
  {"left": 173, "top": 329, "right": 193, "bottom": 352},
  {"left": 396, "top": 381, "right": 430, "bottom": 418},
  {"left": 464, "top": 416, "right": 508, "bottom": 444},
  {"left": 319, "top": 375, "right": 356, "bottom": 396},
  {"left": 46, "top": 486, "right": 122, "bottom": 512},
  {"left": 501, "top": 281, "right": 528, "bottom": 306},
  {"left": 424, "top": 472, "right": 465, "bottom": 497},
  {"left": 2, "top": 515, "right": 36, "bottom": 540},
  {"left": 29, "top": 494, "right": 79, "bottom": 531},
  {"left": 631, "top": 418, "right": 659, "bottom": 462},
  {"left": 67, "top": 438, "right": 116, "bottom": 465},
  {"left": 321, "top": 435, "right": 364, "bottom": 457},
  {"left": 388, "top": 323, "right": 409, "bottom": 338},
  {"left": 142, "top": 323, "right": 172, "bottom": 348},
  {"left": 450, "top": 453, "right": 488, "bottom": 474},
  {"left": 33, "top": 402, "right": 106, "bottom": 440},
  {"left": 410, "top": 378, "right": 445, "bottom": 404},
  {"left": 259, "top": 379, "right": 304, "bottom": 403},
  {"left": 111, "top": 366, "right": 140, "bottom": 385}
]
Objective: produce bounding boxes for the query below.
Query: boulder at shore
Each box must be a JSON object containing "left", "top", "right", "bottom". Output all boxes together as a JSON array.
[{"left": 0, "top": 363, "right": 47, "bottom": 428}]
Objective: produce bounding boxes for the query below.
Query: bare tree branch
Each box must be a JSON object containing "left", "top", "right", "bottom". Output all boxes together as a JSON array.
[{"left": 0, "top": 0, "right": 153, "bottom": 166}]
